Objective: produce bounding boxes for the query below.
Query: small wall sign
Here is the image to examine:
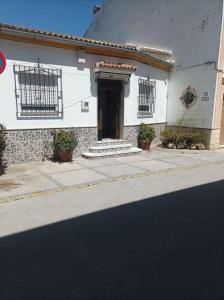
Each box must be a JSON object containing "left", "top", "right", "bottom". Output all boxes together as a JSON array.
[
  {"left": 81, "top": 100, "right": 89, "bottom": 112},
  {"left": 0, "top": 51, "right": 6, "bottom": 74},
  {"left": 201, "top": 92, "right": 209, "bottom": 101}
]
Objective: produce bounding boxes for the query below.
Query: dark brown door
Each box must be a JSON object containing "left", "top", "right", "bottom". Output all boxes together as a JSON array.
[
  {"left": 98, "top": 90, "right": 104, "bottom": 141},
  {"left": 98, "top": 79, "right": 122, "bottom": 140}
]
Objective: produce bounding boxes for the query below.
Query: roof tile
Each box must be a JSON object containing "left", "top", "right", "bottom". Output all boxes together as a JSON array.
[
  {"left": 0, "top": 22, "right": 172, "bottom": 56},
  {"left": 91, "top": 61, "right": 137, "bottom": 71}
]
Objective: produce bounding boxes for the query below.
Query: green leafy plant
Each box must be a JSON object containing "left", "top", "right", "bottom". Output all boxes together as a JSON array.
[
  {"left": 190, "top": 132, "right": 203, "bottom": 144},
  {"left": 52, "top": 129, "right": 78, "bottom": 153},
  {"left": 160, "top": 128, "right": 203, "bottom": 148},
  {"left": 138, "top": 123, "right": 156, "bottom": 142}
]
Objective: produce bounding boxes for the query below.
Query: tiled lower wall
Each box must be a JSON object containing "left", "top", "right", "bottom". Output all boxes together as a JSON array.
[
  {"left": 123, "top": 123, "right": 166, "bottom": 147},
  {"left": 4, "top": 123, "right": 167, "bottom": 164},
  {"left": 4, "top": 127, "right": 98, "bottom": 164}
]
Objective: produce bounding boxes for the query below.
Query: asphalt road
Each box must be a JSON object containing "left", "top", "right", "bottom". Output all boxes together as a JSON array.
[{"left": 0, "top": 179, "right": 223, "bottom": 300}]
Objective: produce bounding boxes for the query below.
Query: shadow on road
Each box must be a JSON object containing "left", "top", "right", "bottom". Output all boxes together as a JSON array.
[{"left": 0, "top": 180, "right": 223, "bottom": 300}]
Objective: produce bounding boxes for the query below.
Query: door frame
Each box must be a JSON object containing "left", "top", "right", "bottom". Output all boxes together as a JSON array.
[{"left": 97, "top": 79, "right": 124, "bottom": 141}]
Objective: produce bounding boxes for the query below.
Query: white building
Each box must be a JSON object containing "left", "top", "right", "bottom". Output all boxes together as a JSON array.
[
  {"left": 0, "top": 23, "right": 171, "bottom": 163},
  {"left": 1, "top": 0, "right": 224, "bottom": 163},
  {"left": 86, "top": 0, "right": 224, "bottom": 150}
]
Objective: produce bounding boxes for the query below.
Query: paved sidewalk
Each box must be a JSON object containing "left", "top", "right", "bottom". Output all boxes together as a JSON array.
[
  {"left": 0, "top": 146, "right": 224, "bottom": 201},
  {"left": 1, "top": 146, "right": 223, "bottom": 300}
]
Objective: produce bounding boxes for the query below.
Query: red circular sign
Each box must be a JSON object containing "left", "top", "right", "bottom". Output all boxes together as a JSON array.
[{"left": 0, "top": 51, "right": 6, "bottom": 74}]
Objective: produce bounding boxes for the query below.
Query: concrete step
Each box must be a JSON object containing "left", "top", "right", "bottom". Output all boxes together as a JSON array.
[
  {"left": 82, "top": 147, "right": 142, "bottom": 159},
  {"left": 89, "top": 143, "right": 132, "bottom": 154},
  {"left": 96, "top": 139, "right": 125, "bottom": 147}
]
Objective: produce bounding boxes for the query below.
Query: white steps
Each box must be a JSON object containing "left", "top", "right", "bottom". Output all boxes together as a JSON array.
[
  {"left": 82, "top": 139, "right": 142, "bottom": 159},
  {"left": 96, "top": 139, "right": 125, "bottom": 147},
  {"left": 89, "top": 144, "right": 132, "bottom": 153},
  {"left": 82, "top": 147, "right": 142, "bottom": 159}
]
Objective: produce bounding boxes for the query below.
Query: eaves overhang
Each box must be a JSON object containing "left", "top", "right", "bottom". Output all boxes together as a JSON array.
[
  {"left": 0, "top": 23, "right": 174, "bottom": 72},
  {"left": 91, "top": 61, "right": 137, "bottom": 82}
]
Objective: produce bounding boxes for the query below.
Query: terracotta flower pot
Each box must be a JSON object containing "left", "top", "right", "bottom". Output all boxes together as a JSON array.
[
  {"left": 58, "top": 150, "right": 73, "bottom": 162},
  {"left": 138, "top": 140, "right": 152, "bottom": 151}
]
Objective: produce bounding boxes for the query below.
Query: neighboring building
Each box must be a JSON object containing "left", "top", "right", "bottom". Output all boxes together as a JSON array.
[
  {"left": 86, "top": 0, "right": 224, "bottom": 149},
  {"left": 0, "top": 23, "right": 172, "bottom": 163}
]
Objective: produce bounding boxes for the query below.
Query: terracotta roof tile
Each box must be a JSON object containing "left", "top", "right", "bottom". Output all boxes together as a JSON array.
[
  {"left": 0, "top": 23, "right": 172, "bottom": 56},
  {"left": 139, "top": 47, "right": 172, "bottom": 56},
  {"left": 0, "top": 23, "right": 137, "bottom": 51},
  {"left": 91, "top": 61, "right": 137, "bottom": 71}
]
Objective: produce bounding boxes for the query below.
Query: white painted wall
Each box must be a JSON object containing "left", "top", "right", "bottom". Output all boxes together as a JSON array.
[
  {"left": 86, "top": 0, "right": 224, "bottom": 129},
  {"left": 167, "top": 63, "right": 217, "bottom": 128},
  {"left": 86, "top": 0, "right": 223, "bottom": 68},
  {"left": 0, "top": 39, "right": 168, "bottom": 130}
]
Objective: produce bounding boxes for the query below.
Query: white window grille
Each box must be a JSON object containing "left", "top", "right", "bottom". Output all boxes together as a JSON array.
[{"left": 138, "top": 78, "right": 156, "bottom": 118}]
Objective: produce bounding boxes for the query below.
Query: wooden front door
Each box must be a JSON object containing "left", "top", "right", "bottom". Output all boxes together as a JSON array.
[
  {"left": 220, "top": 94, "right": 224, "bottom": 145},
  {"left": 98, "top": 79, "right": 122, "bottom": 140}
]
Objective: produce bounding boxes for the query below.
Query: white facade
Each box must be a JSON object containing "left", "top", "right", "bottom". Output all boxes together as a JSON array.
[
  {"left": 0, "top": 39, "right": 168, "bottom": 130},
  {"left": 86, "top": 0, "right": 223, "bottom": 68},
  {"left": 167, "top": 64, "right": 217, "bottom": 129},
  {"left": 86, "top": 0, "right": 224, "bottom": 132},
  {"left": 1, "top": 0, "right": 224, "bottom": 164}
]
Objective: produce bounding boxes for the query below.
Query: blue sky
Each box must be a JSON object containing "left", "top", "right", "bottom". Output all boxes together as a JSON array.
[{"left": 0, "top": 0, "right": 104, "bottom": 36}]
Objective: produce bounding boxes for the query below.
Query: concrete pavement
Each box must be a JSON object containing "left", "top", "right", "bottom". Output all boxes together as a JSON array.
[
  {"left": 0, "top": 146, "right": 224, "bottom": 201},
  {"left": 0, "top": 157, "right": 223, "bottom": 300},
  {"left": 0, "top": 146, "right": 224, "bottom": 237},
  {"left": 0, "top": 146, "right": 224, "bottom": 300}
]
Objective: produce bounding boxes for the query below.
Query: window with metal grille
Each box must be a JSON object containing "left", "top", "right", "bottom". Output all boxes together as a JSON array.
[
  {"left": 14, "top": 64, "right": 63, "bottom": 119},
  {"left": 138, "top": 78, "right": 156, "bottom": 118}
]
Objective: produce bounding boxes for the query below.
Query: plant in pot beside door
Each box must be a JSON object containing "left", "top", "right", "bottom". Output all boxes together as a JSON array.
[
  {"left": 138, "top": 123, "right": 156, "bottom": 150},
  {"left": 53, "top": 129, "right": 78, "bottom": 162}
]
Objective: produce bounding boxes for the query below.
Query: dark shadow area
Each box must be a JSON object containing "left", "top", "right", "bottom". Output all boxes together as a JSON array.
[{"left": 0, "top": 181, "right": 224, "bottom": 300}]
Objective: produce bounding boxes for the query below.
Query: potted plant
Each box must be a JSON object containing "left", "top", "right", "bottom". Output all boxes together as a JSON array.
[
  {"left": 138, "top": 123, "right": 156, "bottom": 150},
  {"left": 52, "top": 129, "right": 78, "bottom": 162}
]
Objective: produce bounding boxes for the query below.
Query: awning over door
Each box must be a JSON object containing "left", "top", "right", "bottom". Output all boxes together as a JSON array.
[{"left": 91, "top": 61, "right": 137, "bottom": 82}]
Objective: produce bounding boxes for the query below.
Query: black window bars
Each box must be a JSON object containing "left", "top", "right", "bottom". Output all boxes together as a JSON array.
[
  {"left": 14, "top": 64, "right": 63, "bottom": 119},
  {"left": 138, "top": 78, "right": 156, "bottom": 118}
]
